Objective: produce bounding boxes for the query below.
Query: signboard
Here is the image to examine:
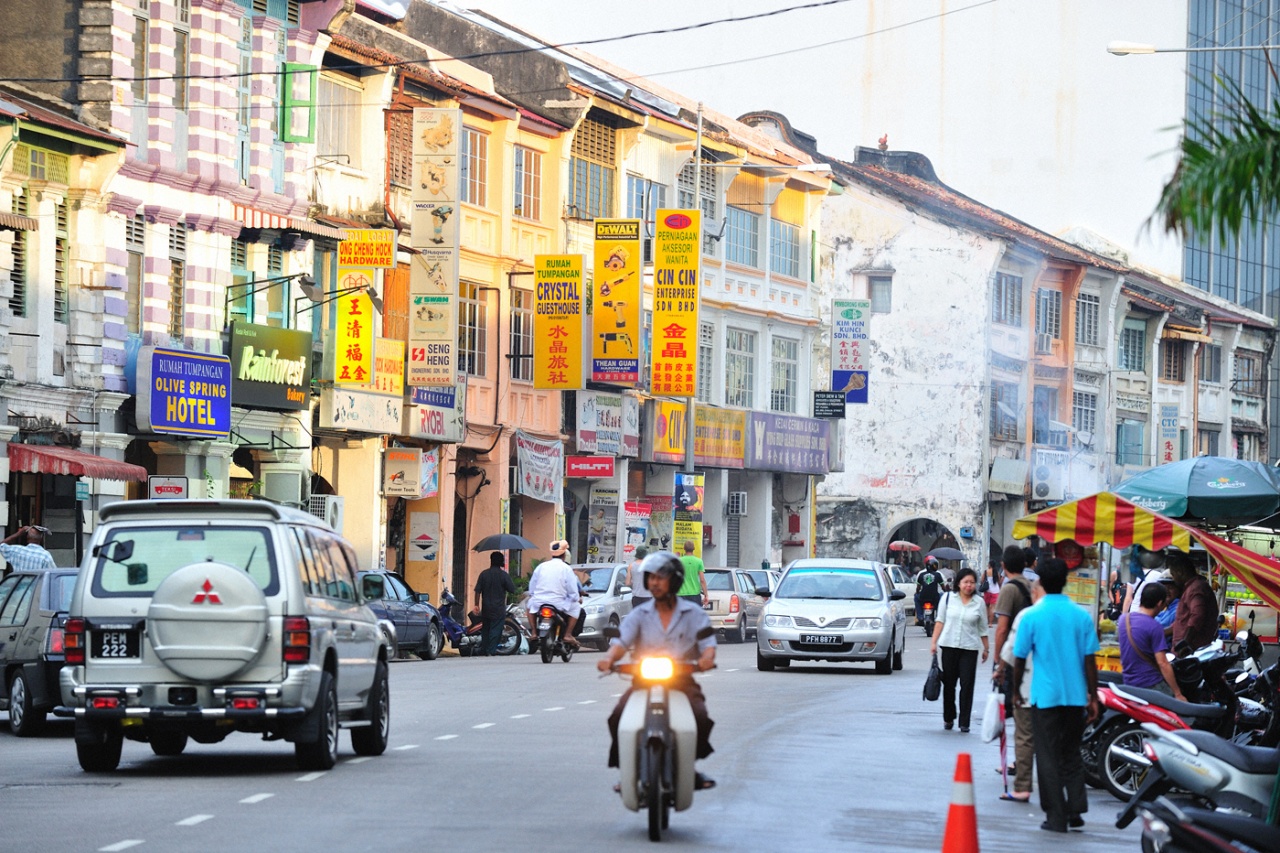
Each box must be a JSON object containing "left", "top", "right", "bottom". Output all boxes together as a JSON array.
[
  {"left": 338, "top": 229, "right": 396, "bottom": 268},
  {"left": 1159, "top": 404, "right": 1179, "bottom": 465},
  {"left": 408, "top": 511, "right": 439, "bottom": 561},
  {"left": 832, "top": 298, "right": 870, "bottom": 404},
  {"left": 515, "top": 429, "right": 564, "bottom": 506},
  {"left": 646, "top": 494, "right": 673, "bottom": 551},
  {"left": 576, "top": 390, "right": 627, "bottom": 456},
  {"left": 75, "top": 480, "right": 90, "bottom": 501},
  {"left": 409, "top": 107, "right": 462, "bottom": 386},
  {"left": 148, "top": 475, "right": 189, "bottom": 500},
  {"left": 622, "top": 502, "right": 651, "bottom": 561},
  {"left": 591, "top": 219, "right": 641, "bottom": 384},
  {"left": 746, "top": 413, "right": 831, "bottom": 475},
  {"left": 135, "top": 346, "right": 232, "bottom": 438},
  {"left": 533, "top": 254, "right": 584, "bottom": 389},
  {"left": 813, "top": 390, "right": 846, "bottom": 419},
  {"left": 586, "top": 485, "right": 619, "bottom": 563},
  {"left": 651, "top": 209, "right": 700, "bottom": 396},
  {"left": 363, "top": 338, "right": 404, "bottom": 397},
  {"left": 673, "top": 472, "right": 704, "bottom": 559},
  {"left": 408, "top": 255, "right": 457, "bottom": 386},
  {"left": 566, "top": 456, "right": 615, "bottom": 478},
  {"left": 385, "top": 448, "right": 436, "bottom": 498},
  {"left": 647, "top": 400, "right": 745, "bottom": 468},
  {"left": 228, "top": 322, "right": 312, "bottom": 411},
  {"left": 319, "top": 386, "right": 403, "bottom": 434},
  {"left": 333, "top": 273, "right": 375, "bottom": 383},
  {"left": 403, "top": 379, "right": 466, "bottom": 442}
]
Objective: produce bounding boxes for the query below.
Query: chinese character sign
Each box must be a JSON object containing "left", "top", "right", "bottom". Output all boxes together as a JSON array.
[
  {"left": 592, "top": 219, "right": 641, "bottom": 384},
  {"left": 534, "top": 254, "right": 584, "bottom": 389},
  {"left": 334, "top": 269, "right": 375, "bottom": 384},
  {"left": 832, "top": 298, "right": 870, "bottom": 404},
  {"left": 1160, "top": 404, "right": 1179, "bottom": 464},
  {"left": 651, "top": 209, "right": 700, "bottom": 396},
  {"left": 363, "top": 337, "right": 404, "bottom": 397}
]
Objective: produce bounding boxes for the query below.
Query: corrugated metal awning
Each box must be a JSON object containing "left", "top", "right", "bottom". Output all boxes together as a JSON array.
[
  {"left": 7, "top": 443, "right": 147, "bottom": 482},
  {"left": 1162, "top": 327, "right": 1213, "bottom": 343},
  {"left": 0, "top": 211, "right": 38, "bottom": 231},
  {"left": 988, "top": 458, "right": 1028, "bottom": 496},
  {"left": 233, "top": 205, "right": 345, "bottom": 240}
]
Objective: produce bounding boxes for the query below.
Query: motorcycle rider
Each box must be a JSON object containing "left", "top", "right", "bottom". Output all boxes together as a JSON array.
[
  {"left": 598, "top": 551, "right": 718, "bottom": 791},
  {"left": 915, "top": 556, "right": 944, "bottom": 625},
  {"left": 527, "top": 540, "right": 582, "bottom": 648}
]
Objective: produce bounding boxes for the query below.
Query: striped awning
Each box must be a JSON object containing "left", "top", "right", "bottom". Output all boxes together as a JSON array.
[
  {"left": 0, "top": 211, "right": 38, "bottom": 231},
  {"left": 6, "top": 443, "right": 148, "bottom": 483},
  {"left": 232, "top": 205, "right": 345, "bottom": 240},
  {"left": 1014, "top": 492, "right": 1280, "bottom": 611}
]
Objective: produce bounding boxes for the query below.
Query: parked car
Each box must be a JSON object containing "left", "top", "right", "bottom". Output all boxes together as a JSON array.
[
  {"left": 756, "top": 558, "right": 908, "bottom": 674},
  {"left": 574, "top": 563, "right": 633, "bottom": 650},
  {"left": 56, "top": 499, "right": 392, "bottom": 772},
  {"left": 1, "top": 566, "right": 78, "bottom": 736},
  {"left": 743, "top": 568, "right": 782, "bottom": 595},
  {"left": 357, "top": 570, "right": 443, "bottom": 660},
  {"left": 704, "top": 568, "right": 766, "bottom": 644},
  {"left": 887, "top": 565, "right": 917, "bottom": 615}
]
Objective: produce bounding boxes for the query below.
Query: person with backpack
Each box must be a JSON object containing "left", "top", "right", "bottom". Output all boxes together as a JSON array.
[{"left": 992, "top": 544, "right": 1035, "bottom": 802}]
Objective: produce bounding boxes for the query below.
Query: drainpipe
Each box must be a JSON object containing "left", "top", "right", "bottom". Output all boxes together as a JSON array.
[{"left": 1150, "top": 311, "right": 1169, "bottom": 469}]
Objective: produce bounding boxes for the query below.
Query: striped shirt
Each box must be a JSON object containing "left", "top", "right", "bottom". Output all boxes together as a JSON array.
[{"left": 0, "top": 543, "right": 57, "bottom": 572}]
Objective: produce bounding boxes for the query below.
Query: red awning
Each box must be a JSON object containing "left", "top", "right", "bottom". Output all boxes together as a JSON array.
[{"left": 7, "top": 443, "right": 147, "bottom": 483}]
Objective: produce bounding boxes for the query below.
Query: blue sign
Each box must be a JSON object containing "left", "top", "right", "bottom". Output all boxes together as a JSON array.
[
  {"left": 410, "top": 385, "right": 456, "bottom": 408},
  {"left": 746, "top": 412, "right": 831, "bottom": 475},
  {"left": 832, "top": 370, "right": 869, "bottom": 404},
  {"left": 135, "top": 346, "right": 232, "bottom": 437}
]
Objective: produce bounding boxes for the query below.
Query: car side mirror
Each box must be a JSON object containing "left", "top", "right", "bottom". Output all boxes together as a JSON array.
[
  {"left": 890, "top": 589, "right": 907, "bottom": 600},
  {"left": 755, "top": 587, "right": 771, "bottom": 598},
  {"left": 94, "top": 539, "right": 135, "bottom": 563},
  {"left": 417, "top": 591, "right": 430, "bottom": 603},
  {"left": 619, "top": 585, "right": 632, "bottom": 595},
  {"left": 362, "top": 575, "right": 386, "bottom": 600}
]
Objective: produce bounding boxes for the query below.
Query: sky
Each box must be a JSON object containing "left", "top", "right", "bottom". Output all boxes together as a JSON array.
[{"left": 443, "top": 0, "right": 1191, "bottom": 275}]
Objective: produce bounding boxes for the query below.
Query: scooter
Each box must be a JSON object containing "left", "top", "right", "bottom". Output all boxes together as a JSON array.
[
  {"left": 535, "top": 604, "right": 576, "bottom": 663},
  {"left": 1136, "top": 795, "right": 1280, "bottom": 853},
  {"left": 438, "top": 589, "right": 524, "bottom": 656},
  {"left": 918, "top": 601, "right": 937, "bottom": 638}
]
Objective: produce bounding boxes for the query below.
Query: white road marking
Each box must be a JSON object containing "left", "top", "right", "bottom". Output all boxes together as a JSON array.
[
  {"left": 725, "top": 668, "right": 740, "bottom": 672},
  {"left": 435, "top": 734, "right": 458, "bottom": 740},
  {"left": 393, "top": 744, "right": 420, "bottom": 750},
  {"left": 510, "top": 713, "right": 531, "bottom": 719},
  {"left": 577, "top": 700, "right": 597, "bottom": 705},
  {"left": 295, "top": 771, "right": 326, "bottom": 782},
  {"left": 240, "top": 793, "right": 274, "bottom": 804},
  {"left": 544, "top": 706, "right": 565, "bottom": 712},
  {"left": 472, "top": 723, "right": 495, "bottom": 729},
  {"left": 99, "top": 842, "right": 144, "bottom": 852},
  {"left": 611, "top": 693, "right": 622, "bottom": 698},
  {"left": 175, "top": 815, "right": 213, "bottom": 827},
  {"left": 346, "top": 757, "right": 372, "bottom": 764}
]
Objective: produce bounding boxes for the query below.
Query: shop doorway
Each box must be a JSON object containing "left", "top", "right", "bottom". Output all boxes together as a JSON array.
[{"left": 450, "top": 498, "right": 468, "bottom": 621}]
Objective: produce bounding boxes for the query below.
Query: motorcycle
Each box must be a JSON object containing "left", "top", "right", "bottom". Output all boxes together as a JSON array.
[
  {"left": 919, "top": 601, "right": 937, "bottom": 637},
  {"left": 438, "top": 588, "right": 525, "bottom": 656},
  {"left": 1135, "top": 795, "right": 1280, "bottom": 853},
  {"left": 535, "top": 603, "right": 576, "bottom": 663}
]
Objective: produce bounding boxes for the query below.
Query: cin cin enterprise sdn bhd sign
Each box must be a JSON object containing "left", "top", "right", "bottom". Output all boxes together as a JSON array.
[{"left": 136, "top": 346, "right": 232, "bottom": 438}]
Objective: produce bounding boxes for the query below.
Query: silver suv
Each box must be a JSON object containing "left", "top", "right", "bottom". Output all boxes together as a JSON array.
[{"left": 56, "top": 500, "right": 391, "bottom": 772}]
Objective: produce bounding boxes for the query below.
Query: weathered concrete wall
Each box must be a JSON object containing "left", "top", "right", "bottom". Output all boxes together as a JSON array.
[{"left": 0, "top": 0, "right": 79, "bottom": 105}]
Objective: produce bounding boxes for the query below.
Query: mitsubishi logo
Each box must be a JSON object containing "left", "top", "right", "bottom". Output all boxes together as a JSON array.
[{"left": 192, "top": 579, "right": 222, "bottom": 604}]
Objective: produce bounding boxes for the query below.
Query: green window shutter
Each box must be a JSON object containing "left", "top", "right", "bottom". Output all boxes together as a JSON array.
[{"left": 281, "top": 63, "right": 317, "bottom": 143}]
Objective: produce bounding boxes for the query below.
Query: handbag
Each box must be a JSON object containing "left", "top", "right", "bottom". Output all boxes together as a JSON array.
[
  {"left": 981, "top": 690, "right": 1005, "bottom": 742},
  {"left": 923, "top": 655, "right": 943, "bottom": 702}
]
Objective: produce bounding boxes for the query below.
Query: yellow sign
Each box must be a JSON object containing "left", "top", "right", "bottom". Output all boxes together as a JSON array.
[
  {"left": 338, "top": 229, "right": 396, "bottom": 268},
  {"left": 533, "top": 254, "right": 584, "bottom": 389},
  {"left": 649, "top": 400, "right": 745, "bottom": 468},
  {"left": 363, "top": 338, "right": 404, "bottom": 396},
  {"left": 592, "top": 219, "right": 641, "bottom": 384},
  {"left": 651, "top": 209, "right": 700, "bottom": 396},
  {"left": 334, "top": 267, "right": 375, "bottom": 383}
]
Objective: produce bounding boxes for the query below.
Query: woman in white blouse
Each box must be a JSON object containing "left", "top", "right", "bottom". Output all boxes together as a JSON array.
[{"left": 930, "top": 567, "right": 990, "bottom": 732}]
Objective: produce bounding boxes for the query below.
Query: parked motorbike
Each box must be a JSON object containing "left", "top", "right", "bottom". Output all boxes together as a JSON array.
[
  {"left": 535, "top": 604, "right": 576, "bottom": 663},
  {"left": 1135, "top": 795, "right": 1280, "bottom": 853},
  {"left": 438, "top": 588, "right": 524, "bottom": 656}
]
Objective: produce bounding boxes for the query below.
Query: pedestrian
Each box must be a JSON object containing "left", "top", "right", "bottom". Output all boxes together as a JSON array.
[
  {"left": 1167, "top": 551, "right": 1218, "bottom": 653},
  {"left": 0, "top": 524, "right": 56, "bottom": 575},
  {"left": 982, "top": 558, "right": 1001, "bottom": 624},
  {"left": 1021, "top": 546, "right": 1040, "bottom": 583},
  {"left": 1012, "top": 557, "right": 1101, "bottom": 833},
  {"left": 472, "top": 551, "right": 517, "bottom": 656},
  {"left": 626, "top": 546, "right": 651, "bottom": 608},
  {"left": 1117, "top": 582, "right": 1185, "bottom": 700},
  {"left": 676, "top": 540, "right": 707, "bottom": 608},
  {"left": 992, "top": 545, "right": 1036, "bottom": 796},
  {"left": 998, "top": 576, "right": 1043, "bottom": 803},
  {"left": 930, "top": 567, "right": 989, "bottom": 733}
]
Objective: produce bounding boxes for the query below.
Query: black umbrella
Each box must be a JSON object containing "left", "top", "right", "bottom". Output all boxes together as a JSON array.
[
  {"left": 472, "top": 533, "right": 538, "bottom": 552},
  {"left": 927, "top": 547, "right": 966, "bottom": 561}
]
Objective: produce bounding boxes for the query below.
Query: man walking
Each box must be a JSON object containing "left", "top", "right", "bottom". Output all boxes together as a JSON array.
[
  {"left": 1167, "top": 551, "right": 1218, "bottom": 653},
  {"left": 0, "top": 525, "right": 56, "bottom": 575},
  {"left": 473, "top": 552, "right": 516, "bottom": 656},
  {"left": 1012, "top": 558, "right": 1100, "bottom": 833},
  {"left": 677, "top": 540, "right": 707, "bottom": 607}
]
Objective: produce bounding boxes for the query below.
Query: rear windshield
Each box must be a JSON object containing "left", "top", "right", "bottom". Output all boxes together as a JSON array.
[
  {"left": 49, "top": 572, "right": 78, "bottom": 611},
  {"left": 91, "top": 525, "right": 278, "bottom": 597},
  {"left": 776, "top": 568, "right": 883, "bottom": 601},
  {"left": 705, "top": 572, "right": 733, "bottom": 591}
]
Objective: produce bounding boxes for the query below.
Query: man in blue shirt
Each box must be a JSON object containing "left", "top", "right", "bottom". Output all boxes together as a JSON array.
[{"left": 1012, "top": 557, "right": 1100, "bottom": 834}]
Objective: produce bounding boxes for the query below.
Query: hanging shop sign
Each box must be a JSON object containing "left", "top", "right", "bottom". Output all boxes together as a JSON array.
[
  {"left": 148, "top": 476, "right": 188, "bottom": 500},
  {"left": 566, "top": 456, "right": 615, "bottom": 478},
  {"left": 228, "top": 322, "right": 312, "bottom": 411},
  {"left": 338, "top": 228, "right": 396, "bottom": 268},
  {"left": 813, "top": 390, "right": 847, "bottom": 419},
  {"left": 673, "top": 472, "right": 704, "bottom": 559},
  {"left": 333, "top": 271, "right": 375, "bottom": 383},
  {"left": 586, "top": 485, "right": 620, "bottom": 564},
  {"left": 1159, "top": 404, "right": 1179, "bottom": 465},
  {"left": 651, "top": 209, "right": 700, "bottom": 397},
  {"left": 746, "top": 412, "right": 831, "bottom": 475},
  {"left": 384, "top": 447, "right": 438, "bottom": 499},
  {"left": 403, "top": 379, "right": 466, "bottom": 443},
  {"left": 408, "top": 254, "right": 457, "bottom": 386},
  {"left": 622, "top": 501, "right": 651, "bottom": 561},
  {"left": 646, "top": 400, "right": 745, "bottom": 468},
  {"left": 576, "top": 390, "right": 627, "bottom": 456},
  {"left": 832, "top": 298, "right": 870, "bottom": 404},
  {"left": 591, "top": 219, "right": 641, "bottom": 384},
  {"left": 409, "top": 107, "right": 461, "bottom": 387},
  {"left": 135, "top": 346, "right": 232, "bottom": 438},
  {"left": 515, "top": 429, "right": 564, "bottom": 506},
  {"left": 361, "top": 338, "right": 404, "bottom": 397},
  {"left": 533, "top": 254, "right": 584, "bottom": 389},
  {"left": 319, "top": 386, "right": 403, "bottom": 434}
]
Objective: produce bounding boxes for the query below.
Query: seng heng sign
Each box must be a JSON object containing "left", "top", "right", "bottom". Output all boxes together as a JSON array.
[
  {"left": 135, "top": 346, "right": 232, "bottom": 438},
  {"left": 228, "top": 322, "right": 312, "bottom": 411}
]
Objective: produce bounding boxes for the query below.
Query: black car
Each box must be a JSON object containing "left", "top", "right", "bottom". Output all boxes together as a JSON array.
[
  {"left": 1, "top": 567, "right": 78, "bottom": 736},
  {"left": 358, "top": 570, "right": 443, "bottom": 660}
]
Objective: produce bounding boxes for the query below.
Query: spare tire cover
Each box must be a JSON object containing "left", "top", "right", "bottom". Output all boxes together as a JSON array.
[{"left": 148, "top": 561, "right": 270, "bottom": 681}]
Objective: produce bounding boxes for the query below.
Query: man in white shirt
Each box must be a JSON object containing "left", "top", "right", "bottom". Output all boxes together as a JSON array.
[{"left": 527, "top": 540, "right": 583, "bottom": 647}]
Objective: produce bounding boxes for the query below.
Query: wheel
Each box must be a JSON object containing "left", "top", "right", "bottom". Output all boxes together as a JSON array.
[
  {"left": 352, "top": 661, "right": 390, "bottom": 756},
  {"left": 892, "top": 634, "right": 904, "bottom": 671},
  {"left": 756, "top": 648, "right": 776, "bottom": 672},
  {"left": 1099, "top": 722, "right": 1149, "bottom": 801},
  {"left": 8, "top": 671, "right": 45, "bottom": 737},
  {"left": 561, "top": 641, "right": 575, "bottom": 663},
  {"left": 540, "top": 638, "right": 555, "bottom": 663},
  {"left": 875, "top": 645, "right": 892, "bottom": 675},
  {"left": 775, "top": 658, "right": 790, "bottom": 668},
  {"left": 729, "top": 618, "right": 746, "bottom": 644},
  {"left": 149, "top": 730, "right": 188, "bottom": 756},
  {"left": 416, "top": 621, "right": 442, "bottom": 661},
  {"left": 295, "top": 671, "right": 339, "bottom": 771},
  {"left": 646, "top": 740, "right": 664, "bottom": 842},
  {"left": 1081, "top": 717, "right": 1114, "bottom": 789},
  {"left": 494, "top": 619, "right": 522, "bottom": 656},
  {"left": 75, "top": 719, "right": 123, "bottom": 772}
]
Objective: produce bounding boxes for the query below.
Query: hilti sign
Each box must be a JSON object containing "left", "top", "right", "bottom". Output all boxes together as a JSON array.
[{"left": 566, "top": 456, "right": 615, "bottom": 478}]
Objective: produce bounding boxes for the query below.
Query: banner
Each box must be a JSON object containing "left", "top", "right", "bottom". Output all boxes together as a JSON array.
[
  {"left": 622, "top": 501, "right": 651, "bottom": 561},
  {"left": 334, "top": 272, "right": 375, "bottom": 383},
  {"left": 646, "top": 495, "right": 673, "bottom": 551},
  {"left": 515, "top": 429, "right": 564, "bottom": 506},
  {"left": 592, "top": 219, "right": 641, "bottom": 383},
  {"left": 673, "top": 472, "right": 704, "bottom": 559},
  {"left": 651, "top": 209, "right": 700, "bottom": 396},
  {"left": 409, "top": 107, "right": 461, "bottom": 386},
  {"left": 534, "top": 254, "right": 584, "bottom": 389},
  {"left": 832, "top": 298, "right": 870, "bottom": 404},
  {"left": 586, "top": 485, "right": 619, "bottom": 564}
]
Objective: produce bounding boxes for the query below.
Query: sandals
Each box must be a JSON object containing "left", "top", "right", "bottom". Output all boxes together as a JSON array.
[
  {"left": 695, "top": 772, "right": 716, "bottom": 790},
  {"left": 999, "top": 792, "right": 1031, "bottom": 802}
]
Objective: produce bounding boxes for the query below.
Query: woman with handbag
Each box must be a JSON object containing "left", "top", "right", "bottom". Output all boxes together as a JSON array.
[{"left": 930, "top": 567, "right": 990, "bottom": 732}]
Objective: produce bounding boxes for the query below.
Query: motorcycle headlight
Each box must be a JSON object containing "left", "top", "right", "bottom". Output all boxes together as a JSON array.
[
  {"left": 764, "top": 614, "right": 793, "bottom": 628},
  {"left": 851, "top": 618, "right": 882, "bottom": 630},
  {"left": 639, "top": 657, "right": 675, "bottom": 681}
]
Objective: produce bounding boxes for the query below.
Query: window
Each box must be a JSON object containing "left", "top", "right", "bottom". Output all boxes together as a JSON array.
[
  {"left": 228, "top": 237, "right": 251, "bottom": 322},
  {"left": 461, "top": 128, "right": 488, "bottom": 207},
  {"left": 769, "top": 219, "right": 801, "bottom": 278},
  {"left": 870, "top": 275, "right": 893, "bottom": 314},
  {"left": 513, "top": 146, "right": 541, "bottom": 220},
  {"left": 696, "top": 322, "right": 714, "bottom": 403},
  {"left": 678, "top": 158, "right": 717, "bottom": 255},
  {"left": 163, "top": 226, "right": 184, "bottom": 340},
  {"left": 235, "top": 16, "right": 252, "bottom": 182},
  {"left": 1033, "top": 385, "right": 1063, "bottom": 447},
  {"left": 724, "top": 206, "right": 759, "bottom": 267},
  {"left": 126, "top": 214, "right": 145, "bottom": 335},
  {"left": 132, "top": 12, "right": 148, "bottom": 103},
  {"left": 317, "top": 75, "right": 363, "bottom": 171},
  {"left": 174, "top": 10, "right": 189, "bottom": 110},
  {"left": 568, "top": 116, "right": 616, "bottom": 219},
  {"left": 458, "top": 280, "right": 487, "bottom": 376},
  {"left": 1035, "top": 288, "right": 1063, "bottom": 339},
  {"left": 1234, "top": 350, "right": 1265, "bottom": 396},
  {"left": 54, "top": 200, "right": 68, "bottom": 324},
  {"left": 1200, "top": 344, "right": 1222, "bottom": 383},
  {"left": 509, "top": 288, "right": 533, "bottom": 381},
  {"left": 1072, "top": 391, "right": 1097, "bottom": 437},
  {"left": 1116, "top": 419, "right": 1146, "bottom": 467},
  {"left": 770, "top": 337, "right": 799, "bottom": 413},
  {"left": 990, "top": 381, "right": 1019, "bottom": 440},
  {"left": 387, "top": 109, "right": 412, "bottom": 188},
  {"left": 1075, "top": 293, "right": 1100, "bottom": 346},
  {"left": 1161, "top": 340, "right": 1186, "bottom": 382},
  {"left": 1118, "top": 318, "right": 1146, "bottom": 372},
  {"left": 627, "top": 175, "right": 666, "bottom": 264},
  {"left": 1197, "top": 428, "right": 1219, "bottom": 457},
  {"left": 265, "top": 244, "right": 285, "bottom": 327},
  {"left": 992, "top": 272, "right": 1023, "bottom": 326},
  {"left": 724, "top": 328, "right": 756, "bottom": 409},
  {"left": 7, "top": 194, "right": 27, "bottom": 317},
  {"left": 15, "top": 145, "right": 68, "bottom": 184},
  {"left": 1237, "top": 432, "right": 1262, "bottom": 462}
]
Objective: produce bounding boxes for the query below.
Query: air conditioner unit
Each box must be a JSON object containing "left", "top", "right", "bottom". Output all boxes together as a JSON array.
[
  {"left": 726, "top": 491, "right": 748, "bottom": 516},
  {"left": 309, "top": 495, "right": 345, "bottom": 534},
  {"left": 1031, "top": 449, "right": 1066, "bottom": 502},
  {"left": 1035, "top": 333, "right": 1055, "bottom": 355}
]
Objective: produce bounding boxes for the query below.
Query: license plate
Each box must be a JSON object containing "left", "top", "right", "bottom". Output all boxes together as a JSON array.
[
  {"left": 92, "top": 629, "right": 140, "bottom": 659},
  {"left": 538, "top": 619, "right": 551, "bottom": 630},
  {"left": 800, "top": 634, "right": 841, "bottom": 645}
]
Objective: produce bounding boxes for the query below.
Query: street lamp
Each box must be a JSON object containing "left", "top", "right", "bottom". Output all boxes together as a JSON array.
[
  {"left": 292, "top": 281, "right": 384, "bottom": 324},
  {"left": 1107, "top": 40, "right": 1280, "bottom": 56},
  {"left": 223, "top": 272, "right": 314, "bottom": 326}
]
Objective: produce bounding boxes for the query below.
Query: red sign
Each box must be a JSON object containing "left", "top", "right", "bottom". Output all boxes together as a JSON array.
[{"left": 566, "top": 456, "right": 615, "bottom": 478}]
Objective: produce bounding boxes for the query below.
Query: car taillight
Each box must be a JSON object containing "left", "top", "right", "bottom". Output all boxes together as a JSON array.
[
  {"left": 231, "top": 697, "right": 261, "bottom": 710},
  {"left": 283, "top": 616, "right": 310, "bottom": 664},
  {"left": 539, "top": 606, "right": 555, "bottom": 619},
  {"left": 65, "top": 617, "right": 85, "bottom": 664},
  {"left": 91, "top": 696, "right": 120, "bottom": 710},
  {"left": 729, "top": 594, "right": 740, "bottom": 613},
  {"left": 47, "top": 626, "right": 66, "bottom": 654}
]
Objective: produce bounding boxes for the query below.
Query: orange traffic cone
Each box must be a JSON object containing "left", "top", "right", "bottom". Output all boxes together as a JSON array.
[{"left": 941, "top": 752, "right": 980, "bottom": 853}]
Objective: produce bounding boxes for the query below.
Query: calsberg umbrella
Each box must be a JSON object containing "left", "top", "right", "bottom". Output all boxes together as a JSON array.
[
  {"left": 472, "top": 533, "right": 537, "bottom": 552},
  {"left": 1113, "top": 456, "right": 1280, "bottom": 524},
  {"left": 927, "top": 547, "right": 966, "bottom": 561}
]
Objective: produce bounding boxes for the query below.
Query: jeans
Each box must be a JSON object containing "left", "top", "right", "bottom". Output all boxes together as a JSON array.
[
  {"left": 479, "top": 617, "right": 505, "bottom": 655},
  {"left": 940, "top": 646, "right": 979, "bottom": 728},
  {"left": 1032, "top": 705, "right": 1089, "bottom": 828},
  {"left": 1012, "top": 705, "right": 1034, "bottom": 794}
]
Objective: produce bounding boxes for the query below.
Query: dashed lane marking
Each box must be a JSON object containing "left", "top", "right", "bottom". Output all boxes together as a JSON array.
[
  {"left": 435, "top": 734, "right": 458, "bottom": 740},
  {"left": 511, "top": 714, "right": 531, "bottom": 719},
  {"left": 544, "top": 706, "right": 565, "bottom": 712},
  {"left": 393, "top": 744, "right": 420, "bottom": 750},
  {"left": 240, "top": 794, "right": 274, "bottom": 804},
  {"left": 611, "top": 693, "right": 622, "bottom": 698},
  {"left": 295, "top": 772, "right": 326, "bottom": 782},
  {"left": 175, "top": 815, "right": 213, "bottom": 827},
  {"left": 473, "top": 723, "right": 495, "bottom": 729},
  {"left": 725, "top": 668, "right": 740, "bottom": 672},
  {"left": 346, "top": 757, "right": 372, "bottom": 764},
  {"left": 577, "top": 700, "right": 597, "bottom": 705},
  {"left": 99, "top": 842, "right": 144, "bottom": 852}
]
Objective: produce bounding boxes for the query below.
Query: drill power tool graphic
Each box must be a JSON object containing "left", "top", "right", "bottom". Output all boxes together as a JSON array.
[
  {"left": 598, "top": 331, "right": 634, "bottom": 355},
  {"left": 599, "top": 299, "right": 627, "bottom": 329}
]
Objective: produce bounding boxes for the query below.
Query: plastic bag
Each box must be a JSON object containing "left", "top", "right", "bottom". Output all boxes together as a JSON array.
[
  {"left": 981, "top": 691, "right": 1005, "bottom": 743},
  {"left": 923, "top": 656, "right": 943, "bottom": 702}
]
